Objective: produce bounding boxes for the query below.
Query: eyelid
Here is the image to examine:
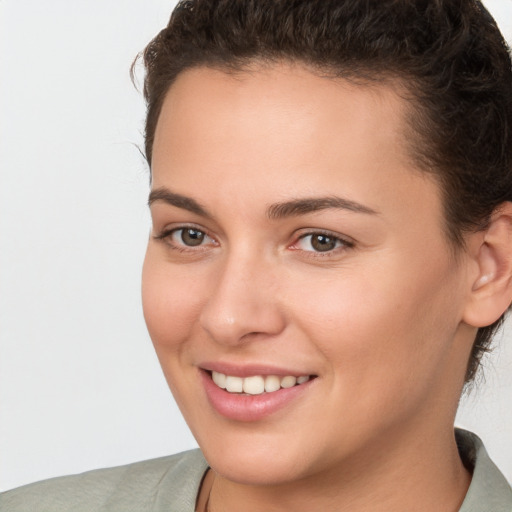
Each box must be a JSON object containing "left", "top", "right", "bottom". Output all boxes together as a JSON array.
[
  {"left": 153, "top": 223, "right": 218, "bottom": 249},
  {"left": 289, "top": 229, "right": 355, "bottom": 254}
]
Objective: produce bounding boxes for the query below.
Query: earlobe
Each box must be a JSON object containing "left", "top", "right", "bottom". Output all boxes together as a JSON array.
[{"left": 463, "top": 202, "right": 512, "bottom": 328}]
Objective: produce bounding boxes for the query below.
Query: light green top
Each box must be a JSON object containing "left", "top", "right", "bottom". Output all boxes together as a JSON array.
[{"left": 1, "top": 430, "right": 510, "bottom": 512}]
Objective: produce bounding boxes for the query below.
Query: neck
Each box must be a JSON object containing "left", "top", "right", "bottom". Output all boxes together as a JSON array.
[{"left": 206, "top": 425, "right": 471, "bottom": 512}]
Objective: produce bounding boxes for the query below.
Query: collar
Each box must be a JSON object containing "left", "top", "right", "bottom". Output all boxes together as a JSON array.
[{"left": 456, "top": 429, "right": 512, "bottom": 511}]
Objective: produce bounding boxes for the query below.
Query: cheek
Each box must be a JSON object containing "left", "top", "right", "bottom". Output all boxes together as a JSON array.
[
  {"left": 141, "top": 248, "right": 204, "bottom": 353},
  {"left": 281, "top": 270, "right": 460, "bottom": 451},
  {"left": 286, "top": 254, "right": 463, "bottom": 396}
]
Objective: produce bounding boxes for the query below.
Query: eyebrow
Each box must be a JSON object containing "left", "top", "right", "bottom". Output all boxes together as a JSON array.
[
  {"left": 266, "top": 196, "right": 378, "bottom": 219},
  {"left": 148, "top": 188, "right": 211, "bottom": 217},
  {"left": 148, "top": 187, "right": 378, "bottom": 219}
]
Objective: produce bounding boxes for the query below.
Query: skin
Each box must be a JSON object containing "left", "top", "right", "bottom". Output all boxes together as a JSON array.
[{"left": 142, "top": 63, "right": 483, "bottom": 511}]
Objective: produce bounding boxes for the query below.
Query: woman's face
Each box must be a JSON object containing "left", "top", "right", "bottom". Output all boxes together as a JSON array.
[{"left": 142, "top": 64, "right": 474, "bottom": 484}]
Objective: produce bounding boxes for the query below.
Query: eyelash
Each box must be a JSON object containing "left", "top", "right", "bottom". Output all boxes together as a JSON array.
[
  {"left": 154, "top": 226, "right": 217, "bottom": 253},
  {"left": 291, "top": 230, "right": 355, "bottom": 257},
  {"left": 154, "top": 226, "right": 354, "bottom": 256}
]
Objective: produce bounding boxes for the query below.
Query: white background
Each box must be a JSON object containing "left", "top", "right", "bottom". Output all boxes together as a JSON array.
[{"left": 1, "top": 0, "right": 511, "bottom": 492}]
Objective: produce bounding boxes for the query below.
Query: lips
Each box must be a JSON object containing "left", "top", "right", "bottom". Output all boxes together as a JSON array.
[{"left": 200, "top": 366, "right": 316, "bottom": 421}]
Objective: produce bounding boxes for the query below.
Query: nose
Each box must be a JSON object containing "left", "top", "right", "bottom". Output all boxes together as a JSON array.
[{"left": 199, "top": 252, "right": 286, "bottom": 346}]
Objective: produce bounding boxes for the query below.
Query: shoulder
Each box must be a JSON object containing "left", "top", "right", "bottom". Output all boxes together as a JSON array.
[{"left": 0, "top": 449, "right": 208, "bottom": 512}]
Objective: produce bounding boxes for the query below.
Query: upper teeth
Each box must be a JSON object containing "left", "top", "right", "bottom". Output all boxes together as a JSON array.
[{"left": 212, "top": 371, "right": 310, "bottom": 395}]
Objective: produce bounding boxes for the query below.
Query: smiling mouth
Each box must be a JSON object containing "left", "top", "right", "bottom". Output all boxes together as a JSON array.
[{"left": 210, "top": 371, "right": 316, "bottom": 395}]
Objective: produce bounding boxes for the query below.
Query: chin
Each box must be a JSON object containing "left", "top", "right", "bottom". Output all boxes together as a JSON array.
[
  {"left": 194, "top": 425, "right": 322, "bottom": 485},
  {"left": 207, "top": 449, "right": 307, "bottom": 485}
]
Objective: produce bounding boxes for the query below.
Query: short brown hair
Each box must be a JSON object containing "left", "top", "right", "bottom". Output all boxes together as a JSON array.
[{"left": 137, "top": 0, "right": 512, "bottom": 382}]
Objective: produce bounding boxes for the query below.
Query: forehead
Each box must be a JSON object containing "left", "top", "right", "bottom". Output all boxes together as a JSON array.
[
  {"left": 153, "top": 63, "right": 412, "bottom": 170},
  {"left": 151, "top": 63, "right": 441, "bottom": 229}
]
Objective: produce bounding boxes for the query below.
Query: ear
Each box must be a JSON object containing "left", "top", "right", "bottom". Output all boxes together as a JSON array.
[{"left": 462, "top": 202, "right": 512, "bottom": 327}]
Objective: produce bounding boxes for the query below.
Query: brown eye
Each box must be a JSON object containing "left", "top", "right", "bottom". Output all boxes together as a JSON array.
[
  {"left": 310, "top": 234, "right": 338, "bottom": 252},
  {"left": 295, "top": 232, "right": 350, "bottom": 253},
  {"left": 180, "top": 228, "right": 206, "bottom": 246},
  {"left": 155, "top": 226, "right": 217, "bottom": 251}
]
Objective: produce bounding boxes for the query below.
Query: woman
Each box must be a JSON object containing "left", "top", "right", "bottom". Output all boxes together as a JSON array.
[{"left": 2, "top": 0, "right": 511, "bottom": 510}]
